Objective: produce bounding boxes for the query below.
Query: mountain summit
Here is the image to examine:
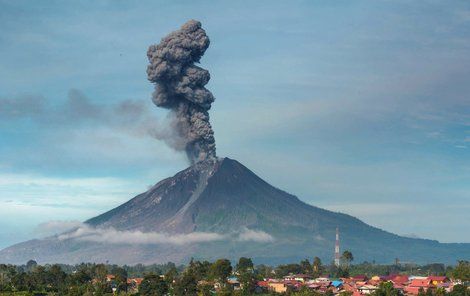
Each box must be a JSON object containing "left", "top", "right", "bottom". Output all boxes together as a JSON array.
[{"left": 0, "top": 158, "right": 467, "bottom": 265}]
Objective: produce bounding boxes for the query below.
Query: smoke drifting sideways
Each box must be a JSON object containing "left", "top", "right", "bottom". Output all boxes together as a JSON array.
[{"left": 147, "top": 20, "right": 216, "bottom": 164}]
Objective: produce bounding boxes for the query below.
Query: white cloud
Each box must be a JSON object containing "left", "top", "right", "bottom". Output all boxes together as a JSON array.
[
  {"left": 236, "top": 228, "right": 274, "bottom": 243},
  {"left": 57, "top": 224, "right": 274, "bottom": 245},
  {"left": 59, "top": 225, "right": 225, "bottom": 245},
  {"left": 34, "top": 220, "right": 82, "bottom": 237}
]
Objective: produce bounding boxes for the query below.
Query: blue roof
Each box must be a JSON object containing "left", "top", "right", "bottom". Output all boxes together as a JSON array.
[{"left": 332, "top": 280, "right": 343, "bottom": 287}]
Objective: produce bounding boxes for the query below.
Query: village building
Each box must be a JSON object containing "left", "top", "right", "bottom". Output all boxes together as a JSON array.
[
  {"left": 404, "top": 278, "right": 433, "bottom": 295},
  {"left": 428, "top": 276, "right": 448, "bottom": 286}
]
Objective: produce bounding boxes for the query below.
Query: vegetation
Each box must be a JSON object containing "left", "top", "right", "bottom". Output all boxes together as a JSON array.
[
  {"left": 0, "top": 257, "right": 467, "bottom": 296},
  {"left": 451, "top": 261, "right": 470, "bottom": 282}
]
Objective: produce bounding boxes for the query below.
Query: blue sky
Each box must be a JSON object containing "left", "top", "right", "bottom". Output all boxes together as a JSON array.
[{"left": 0, "top": 0, "right": 469, "bottom": 249}]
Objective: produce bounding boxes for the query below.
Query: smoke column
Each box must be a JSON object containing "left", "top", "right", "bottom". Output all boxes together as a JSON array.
[{"left": 147, "top": 20, "right": 216, "bottom": 164}]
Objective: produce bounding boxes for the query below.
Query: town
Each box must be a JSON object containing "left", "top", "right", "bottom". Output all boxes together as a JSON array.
[{"left": 0, "top": 256, "right": 468, "bottom": 296}]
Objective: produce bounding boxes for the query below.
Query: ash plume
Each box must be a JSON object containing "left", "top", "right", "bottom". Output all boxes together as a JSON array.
[{"left": 147, "top": 20, "right": 216, "bottom": 164}]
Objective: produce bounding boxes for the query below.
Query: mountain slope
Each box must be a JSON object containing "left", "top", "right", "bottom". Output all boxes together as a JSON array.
[{"left": 0, "top": 158, "right": 468, "bottom": 265}]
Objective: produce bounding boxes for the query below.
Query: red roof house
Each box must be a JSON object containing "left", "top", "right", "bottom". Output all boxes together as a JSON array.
[
  {"left": 392, "top": 275, "right": 409, "bottom": 285},
  {"left": 352, "top": 275, "right": 368, "bottom": 282},
  {"left": 405, "top": 279, "right": 432, "bottom": 295},
  {"left": 257, "top": 281, "right": 269, "bottom": 288},
  {"left": 428, "top": 276, "right": 448, "bottom": 286}
]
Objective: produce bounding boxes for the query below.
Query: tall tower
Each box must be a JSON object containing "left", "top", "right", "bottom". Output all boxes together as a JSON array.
[{"left": 334, "top": 227, "right": 340, "bottom": 267}]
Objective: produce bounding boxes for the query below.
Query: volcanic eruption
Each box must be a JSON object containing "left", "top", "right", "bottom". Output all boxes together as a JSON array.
[
  {"left": 147, "top": 20, "right": 216, "bottom": 164},
  {"left": 0, "top": 20, "right": 468, "bottom": 265}
]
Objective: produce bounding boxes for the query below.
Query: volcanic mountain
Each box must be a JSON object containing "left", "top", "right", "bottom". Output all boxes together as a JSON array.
[{"left": 0, "top": 158, "right": 468, "bottom": 265}]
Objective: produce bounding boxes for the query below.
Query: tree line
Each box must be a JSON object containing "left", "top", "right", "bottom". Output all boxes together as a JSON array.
[{"left": 0, "top": 256, "right": 467, "bottom": 296}]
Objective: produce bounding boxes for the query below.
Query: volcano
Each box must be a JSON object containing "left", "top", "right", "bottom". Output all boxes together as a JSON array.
[{"left": 0, "top": 158, "right": 468, "bottom": 265}]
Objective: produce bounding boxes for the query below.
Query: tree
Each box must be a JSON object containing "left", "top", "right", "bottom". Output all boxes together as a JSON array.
[
  {"left": 325, "top": 289, "right": 335, "bottom": 296},
  {"left": 164, "top": 265, "right": 178, "bottom": 284},
  {"left": 275, "top": 264, "right": 302, "bottom": 277},
  {"left": 293, "top": 286, "right": 322, "bottom": 296},
  {"left": 335, "top": 266, "right": 350, "bottom": 278},
  {"left": 238, "top": 269, "right": 257, "bottom": 295},
  {"left": 435, "top": 287, "right": 447, "bottom": 296},
  {"left": 341, "top": 251, "right": 354, "bottom": 267},
  {"left": 256, "top": 264, "right": 274, "bottom": 279},
  {"left": 139, "top": 273, "right": 168, "bottom": 296},
  {"left": 93, "top": 264, "right": 108, "bottom": 284},
  {"left": 449, "top": 284, "right": 468, "bottom": 296},
  {"left": 417, "top": 287, "right": 426, "bottom": 296},
  {"left": 372, "top": 282, "right": 400, "bottom": 296},
  {"left": 217, "top": 284, "right": 234, "bottom": 296},
  {"left": 198, "top": 282, "right": 213, "bottom": 296},
  {"left": 174, "top": 268, "right": 198, "bottom": 296},
  {"left": 312, "top": 257, "right": 324, "bottom": 277},
  {"left": 30, "top": 265, "right": 48, "bottom": 291},
  {"left": 234, "top": 257, "right": 256, "bottom": 295},
  {"left": 48, "top": 264, "right": 67, "bottom": 292},
  {"left": 11, "top": 271, "right": 29, "bottom": 292},
  {"left": 187, "top": 259, "right": 211, "bottom": 281},
  {"left": 300, "top": 259, "right": 312, "bottom": 275},
  {"left": 69, "top": 265, "right": 92, "bottom": 287},
  {"left": 111, "top": 266, "right": 128, "bottom": 293},
  {"left": 210, "top": 259, "right": 232, "bottom": 283},
  {"left": 236, "top": 257, "right": 254, "bottom": 273},
  {"left": 25, "top": 260, "right": 37, "bottom": 272},
  {"left": 90, "top": 264, "right": 112, "bottom": 295},
  {"left": 452, "top": 261, "right": 470, "bottom": 282}
]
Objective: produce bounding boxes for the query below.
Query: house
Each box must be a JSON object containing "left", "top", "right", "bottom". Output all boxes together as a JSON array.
[
  {"left": 358, "top": 284, "right": 378, "bottom": 294},
  {"left": 294, "top": 274, "right": 314, "bottom": 282},
  {"left": 405, "top": 278, "right": 432, "bottom": 295},
  {"left": 257, "top": 280, "right": 269, "bottom": 289},
  {"left": 393, "top": 283, "right": 406, "bottom": 293},
  {"left": 352, "top": 290, "right": 362, "bottom": 296},
  {"left": 268, "top": 281, "right": 288, "bottom": 293},
  {"left": 332, "top": 280, "right": 344, "bottom": 289},
  {"left": 309, "top": 281, "right": 332, "bottom": 293},
  {"left": 313, "top": 277, "right": 331, "bottom": 284},
  {"left": 392, "top": 275, "right": 410, "bottom": 285},
  {"left": 256, "top": 280, "right": 269, "bottom": 293},
  {"left": 284, "top": 274, "right": 296, "bottom": 281},
  {"left": 127, "top": 278, "right": 144, "bottom": 292},
  {"left": 371, "top": 275, "right": 382, "bottom": 281},
  {"left": 352, "top": 275, "right": 369, "bottom": 282},
  {"left": 436, "top": 282, "right": 452, "bottom": 293},
  {"left": 428, "top": 276, "right": 448, "bottom": 286},
  {"left": 343, "top": 282, "right": 360, "bottom": 295},
  {"left": 368, "top": 279, "right": 381, "bottom": 286},
  {"left": 227, "top": 276, "right": 240, "bottom": 290},
  {"left": 381, "top": 274, "right": 399, "bottom": 282},
  {"left": 128, "top": 278, "right": 143, "bottom": 285},
  {"left": 284, "top": 279, "right": 303, "bottom": 291}
]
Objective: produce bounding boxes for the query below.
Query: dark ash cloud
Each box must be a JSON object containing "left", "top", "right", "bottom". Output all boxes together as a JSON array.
[
  {"left": 147, "top": 20, "right": 216, "bottom": 164},
  {"left": 0, "top": 89, "right": 181, "bottom": 147}
]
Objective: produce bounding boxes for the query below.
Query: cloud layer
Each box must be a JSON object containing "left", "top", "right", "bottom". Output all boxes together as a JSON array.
[
  {"left": 236, "top": 228, "right": 275, "bottom": 243},
  {"left": 57, "top": 224, "right": 274, "bottom": 245},
  {"left": 34, "top": 220, "right": 83, "bottom": 237},
  {"left": 0, "top": 89, "right": 182, "bottom": 145}
]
